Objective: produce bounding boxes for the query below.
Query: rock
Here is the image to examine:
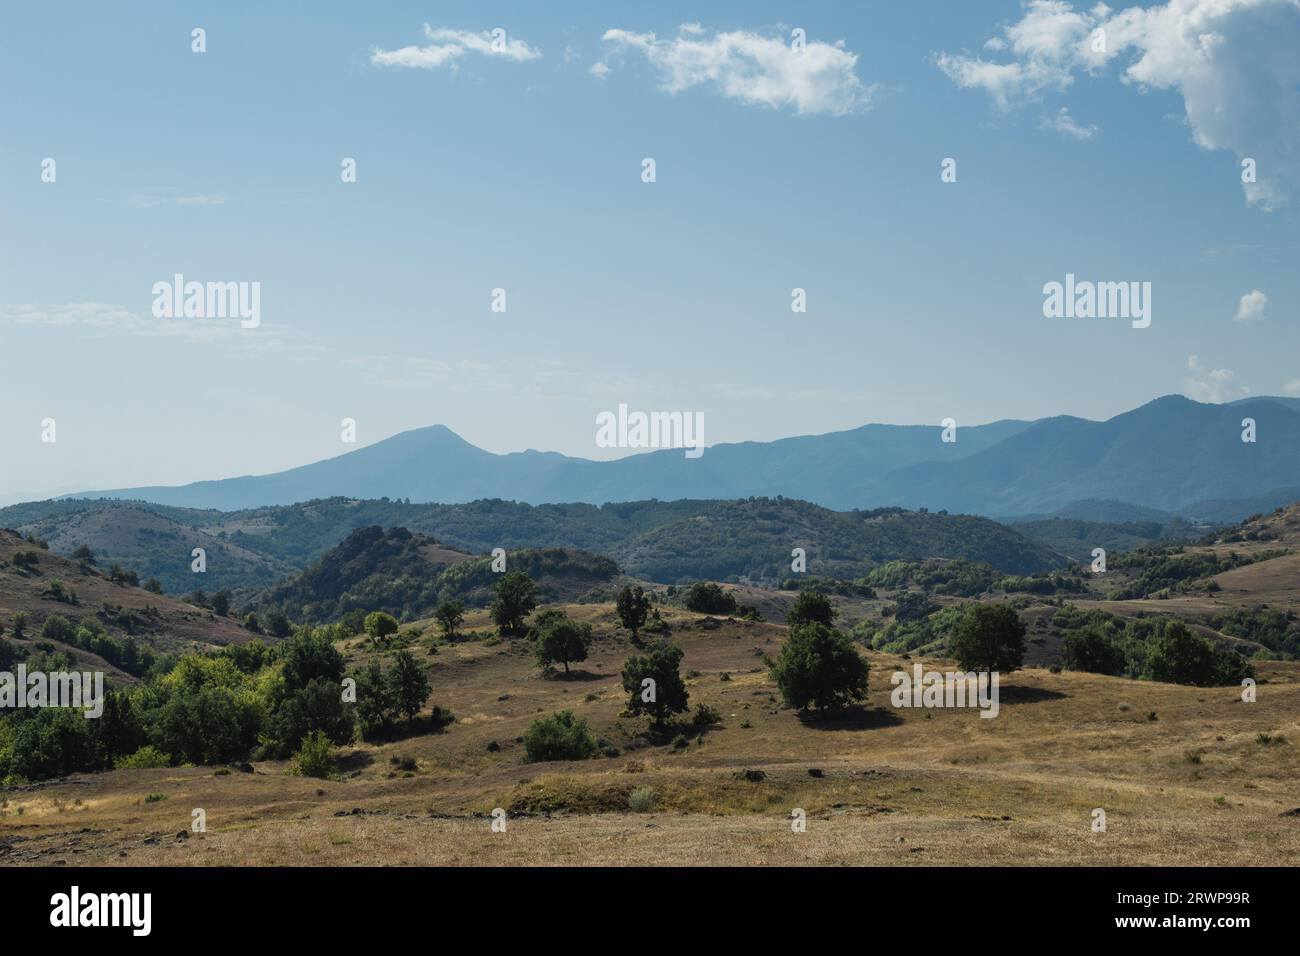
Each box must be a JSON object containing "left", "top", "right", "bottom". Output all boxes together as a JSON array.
[
  {"left": 807, "top": 768, "right": 824, "bottom": 778},
  {"left": 1281, "top": 808, "right": 1300, "bottom": 817}
]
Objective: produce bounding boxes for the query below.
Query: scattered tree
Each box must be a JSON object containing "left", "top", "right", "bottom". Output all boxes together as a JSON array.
[
  {"left": 786, "top": 590, "right": 836, "bottom": 628},
  {"left": 621, "top": 641, "right": 689, "bottom": 729},
  {"left": 616, "top": 585, "right": 651, "bottom": 642},
  {"left": 434, "top": 599, "right": 466, "bottom": 641},
  {"left": 534, "top": 613, "right": 593, "bottom": 674},
  {"left": 770, "top": 621, "right": 868, "bottom": 712},
  {"left": 490, "top": 570, "right": 538, "bottom": 637},
  {"left": 948, "top": 603, "right": 1026, "bottom": 675}
]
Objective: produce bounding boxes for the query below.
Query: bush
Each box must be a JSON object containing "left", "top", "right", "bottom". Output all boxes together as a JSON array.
[
  {"left": 116, "top": 745, "right": 171, "bottom": 769},
  {"left": 770, "top": 622, "right": 868, "bottom": 712},
  {"left": 523, "top": 711, "right": 599, "bottom": 762},
  {"left": 684, "top": 582, "right": 737, "bottom": 615},
  {"left": 628, "top": 786, "right": 657, "bottom": 812},
  {"left": 288, "top": 730, "right": 336, "bottom": 779}
]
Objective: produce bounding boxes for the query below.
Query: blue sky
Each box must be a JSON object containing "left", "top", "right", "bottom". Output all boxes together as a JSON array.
[{"left": 1, "top": 0, "right": 1296, "bottom": 501}]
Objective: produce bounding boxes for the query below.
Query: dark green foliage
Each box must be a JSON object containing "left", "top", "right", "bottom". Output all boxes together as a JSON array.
[
  {"left": 947, "top": 603, "right": 1027, "bottom": 674},
  {"left": 1060, "top": 626, "right": 1127, "bottom": 676},
  {"left": 389, "top": 650, "right": 431, "bottom": 722},
  {"left": 267, "top": 677, "right": 355, "bottom": 753},
  {"left": 770, "top": 622, "right": 868, "bottom": 712},
  {"left": 364, "top": 611, "right": 399, "bottom": 642},
  {"left": 534, "top": 613, "right": 592, "bottom": 673},
  {"left": 621, "top": 641, "right": 689, "bottom": 728},
  {"left": 684, "top": 582, "right": 737, "bottom": 615},
  {"left": 522, "top": 710, "right": 599, "bottom": 762},
  {"left": 615, "top": 585, "right": 650, "bottom": 640},
  {"left": 1144, "top": 620, "right": 1254, "bottom": 687},
  {"left": 889, "top": 591, "right": 939, "bottom": 623},
  {"left": 280, "top": 628, "right": 345, "bottom": 693},
  {"left": 491, "top": 570, "right": 538, "bottom": 637},
  {"left": 786, "top": 590, "right": 836, "bottom": 628},
  {"left": 1107, "top": 547, "right": 1283, "bottom": 599},
  {"left": 434, "top": 599, "right": 465, "bottom": 640},
  {"left": 211, "top": 590, "right": 230, "bottom": 617},
  {"left": 1211, "top": 607, "right": 1300, "bottom": 659}
]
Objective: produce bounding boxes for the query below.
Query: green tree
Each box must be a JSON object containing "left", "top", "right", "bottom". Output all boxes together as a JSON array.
[
  {"left": 354, "top": 659, "right": 395, "bottom": 738},
  {"left": 770, "top": 621, "right": 868, "bottom": 712},
  {"left": 363, "top": 611, "right": 399, "bottom": 643},
  {"left": 534, "top": 613, "right": 592, "bottom": 674},
  {"left": 434, "top": 599, "right": 466, "bottom": 641},
  {"left": 72, "top": 544, "right": 96, "bottom": 566},
  {"left": 947, "top": 603, "right": 1026, "bottom": 675},
  {"left": 389, "top": 650, "right": 431, "bottom": 723},
  {"left": 211, "top": 590, "right": 231, "bottom": 617},
  {"left": 786, "top": 590, "right": 837, "bottom": 628},
  {"left": 1061, "top": 626, "right": 1126, "bottom": 676},
  {"left": 616, "top": 585, "right": 651, "bottom": 642},
  {"left": 621, "top": 641, "right": 689, "bottom": 729},
  {"left": 490, "top": 571, "right": 538, "bottom": 637},
  {"left": 684, "top": 581, "right": 737, "bottom": 615},
  {"left": 1145, "top": 620, "right": 1254, "bottom": 687}
]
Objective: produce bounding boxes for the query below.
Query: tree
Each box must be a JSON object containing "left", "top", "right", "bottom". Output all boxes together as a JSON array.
[
  {"left": 948, "top": 603, "right": 1026, "bottom": 674},
  {"left": 621, "top": 641, "right": 689, "bottom": 729},
  {"left": 770, "top": 621, "right": 868, "bottom": 712},
  {"left": 264, "top": 611, "right": 292, "bottom": 639},
  {"left": 522, "top": 710, "right": 599, "bottom": 762},
  {"left": 210, "top": 590, "right": 230, "bottom": 617},
  {"left": 364, "top": 611, "right": 399, "bottom": 643},
  {"left": 434, "top": 599, "right": 466, "bottom": 641},
  {"left": 280, "top": 627, "right": 345, "bottom": 693},
  {"left": 72, "top": 544, "right": 95, "bottom": 566},
  {"left": 389, "top": 650, "right": 431, "bottom": 723},
  {"left": 1145, "top": 620, "right": 1254, "bottom": 687},
  {"left": 354, "top": 660, "right": 394, "bottom": 738},
  {"left": 1061, "top": 626, "right": 1126, "bottom": 676},
  {"left": 143, "top": 578, "right": 164, "bottom": 595},
  {"left": 786, "top": 590, "right": 837, "bottom": 628},
  {"left": 10, "top": 612, "right": 26, "bottom": 639},
  {"left": 684, "top": 581, "right": 737, "bottom": 615},
  {"left": 490, "top": 571, "right": 537, "bottom": 637},
  {"left": 615, "top": 585, "right": 651, "bottom": 642},
  {"left": 535, "top": 613, "right": 592, "bottom": 674},
  {"left": 891, "top": 591, "right": 938, "bottom": 623}
]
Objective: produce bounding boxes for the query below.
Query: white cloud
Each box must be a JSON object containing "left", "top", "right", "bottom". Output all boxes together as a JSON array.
[
  {"left": 1185, "top": 354, "right": 1248, "bottom": 402},
  {"left": 595, "top": 24, "right": 875, "bottom": 115},
  {"left": 0, "top": 302, "right": 280, "bottom": 347},
  {"left": 1039, "top": 105, "right": 1098, "bottom": 139},
  {"left": 1233, "top": 289, "right": 1268, "bottom": 322},
  {"left": 589, "top": 61, "right": 610, "bottom": 79},
  {"left": 936, "top": 0, "right": 1300, "bottom": 207},
  {"left": 371, "top": 26, "right": 541, "bottom": 70}
]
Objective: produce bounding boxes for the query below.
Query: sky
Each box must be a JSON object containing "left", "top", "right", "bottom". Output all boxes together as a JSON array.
[{"left": 1, "top": 0, "right": 1297, "bottom": 502}]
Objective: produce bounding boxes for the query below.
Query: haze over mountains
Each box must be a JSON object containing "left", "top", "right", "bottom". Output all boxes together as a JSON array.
[{"left": 62, "top": 395, "right": 1300, "bottom": 519}]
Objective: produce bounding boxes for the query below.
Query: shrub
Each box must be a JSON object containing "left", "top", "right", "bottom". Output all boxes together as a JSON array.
[
  {"left": 363, "top": 611, "right": 399, "bottom": 643},
  {"left": 628, "top": 786, "right": 657, "bottom": 812},
  {"left": 523, "top": 711, "right": 599, "bottom": 762},
  {"left": 684, "top": 582, "right": 737, "bottom": 615},
  {"left": 289, "top": 731, "right": 336, "bottom": 779},
  {"left": 116, "top": 745, "right": 171, "bottom": 769}
]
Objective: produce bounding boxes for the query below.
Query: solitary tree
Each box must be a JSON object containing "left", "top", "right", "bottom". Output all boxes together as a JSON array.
[
  {"left": 786, "top": 590, "right": 836, "bottom": 628},
  {"left": 72, "top": 544, "right": 95, "bottom": 567},
  {"left": 535, "top": 613, "right": 593, "bottom": 674},
  {"left": 434, "top": 599, "right": 466, "bottom": 641},
  {"left": 615, "top": 585, "right": 651, "bottom": 643},
  {"left": 491, "top": 571, "right": 537, "bottom": 637},
  {"left": 389, "top": 650, "right": 431, "bottom": 723},
  {"left": 211, "top": 590, "right": 231, "bottom": 617},
  {"left": 947, "top": 603, "right": 1026, "bottom": 675},
  {"left": 621, "top": 641, "right": 689, "bottom": 729},
  {"left": 770, "top": 621, "right": 868, "bottom": 712},
  {"left": 364, "top": 611, "right": 399, "bottom": 643}
]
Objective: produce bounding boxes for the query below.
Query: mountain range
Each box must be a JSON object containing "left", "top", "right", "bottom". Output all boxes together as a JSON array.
[{"left": 63, "top": 395, "right": 1300, "bottom": 518}]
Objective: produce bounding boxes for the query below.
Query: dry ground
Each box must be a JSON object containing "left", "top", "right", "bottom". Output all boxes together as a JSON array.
[{"left": 3, "top": 603, "right": 1298, "bottom": 866}]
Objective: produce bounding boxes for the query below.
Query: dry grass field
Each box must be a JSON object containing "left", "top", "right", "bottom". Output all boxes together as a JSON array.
[{"left": 3, "top": 602, "right": 1298, "bottom": 867}]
